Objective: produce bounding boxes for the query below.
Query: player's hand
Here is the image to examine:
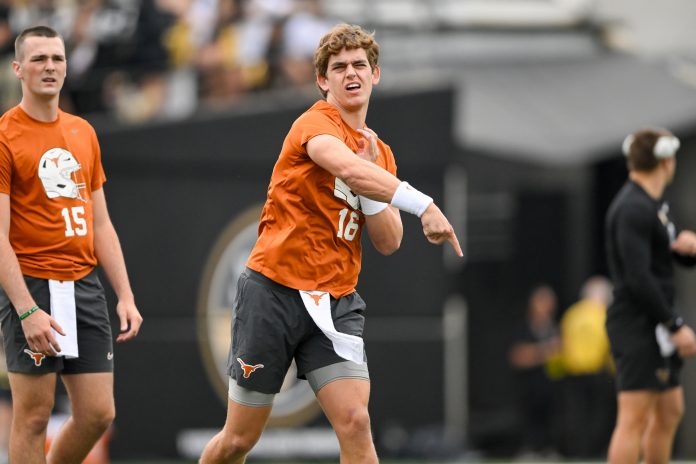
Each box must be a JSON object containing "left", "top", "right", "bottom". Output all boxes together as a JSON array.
[
  {"left": 672, "top": 324, "right": 696, "bottom": 358},
  {"left": 21, "top": 308, "right": 64, "bottom": 356},
  {"left": 671, "top": 230, "right": 696, "bottom": 256},
  {"left": 356, "top": 128, "right": 379, "bottom": 162},
  {"left": 420, "top": 203, "right": 463, "bottom": 257},
  {"left": 115, "top": 300, "right": 143, "bottom": 342}
]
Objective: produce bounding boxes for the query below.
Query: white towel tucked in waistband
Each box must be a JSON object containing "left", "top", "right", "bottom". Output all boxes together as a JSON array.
[
  {"left": 48, "top": 280, "right": 79, "bottom": 358},
  {"left": 299, "top": 290, "right": 364, "bottom": 365},
  {"left": 655, "top": 323, "right": 676, "bottom": 358}
]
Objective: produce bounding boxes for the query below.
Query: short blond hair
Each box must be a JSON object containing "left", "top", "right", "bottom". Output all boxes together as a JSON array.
[
  {"left": 313, "top": 24, "right": 379, "bottom": 98},
  {"left": 15, "top": 25, "right": 64, "bottom": 62}
]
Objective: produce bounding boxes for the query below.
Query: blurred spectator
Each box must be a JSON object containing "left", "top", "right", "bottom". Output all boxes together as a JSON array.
[
  {"left": 186, "top": 0, "right": 249, "bottom": 107},
  {"left": 0, "top": 2, "right": 20, "bottom": 113},
  {"left": 237, "top": 0, "right": 293, "bottom": 88},
  {"left": 0, "top": 0, "right": 338, "bottom": 121},
  {"left": 508, "top": 284, "right": 562, "bottom": 458},
  {"left": 559, "top": 275, "right": 616, "bottom": 458},
  {"left": 105, "top": 0, "right": 175, "bottom": 122},
  {"left": 8, "top": 0, "right": 76, "bottom": 38},
  {"left": 278, "top": 0, "right": 333, "bottom": 88},
  {"left": 60, "top": 0, "right": 141, "bottom": 115}
]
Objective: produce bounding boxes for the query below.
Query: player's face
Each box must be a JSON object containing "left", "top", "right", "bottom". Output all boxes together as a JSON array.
[
  {"left": 14, "top": 36, "right": 67, "bottom": 99},
  {"left": 318, "top": 47, "right": 380, "bottom": 111}
]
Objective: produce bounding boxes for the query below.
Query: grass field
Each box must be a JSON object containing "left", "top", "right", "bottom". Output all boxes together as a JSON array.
[
  {"left": 108, "top": 461, "right": 604, "bottom": 464},
  {"left": 109, "top": 461, "right": 696, "bottom": 464}
]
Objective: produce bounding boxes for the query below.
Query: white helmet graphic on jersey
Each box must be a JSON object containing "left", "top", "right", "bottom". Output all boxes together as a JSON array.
[{"left": 38, "top": 148, "right": 86, "bottom": 201}]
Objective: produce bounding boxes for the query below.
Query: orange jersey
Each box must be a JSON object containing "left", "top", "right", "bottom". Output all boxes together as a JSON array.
[
  {"left": 0, "top": 106, "right": 106, "bottom": 281},
  {"left": 247, "top": 100, "right": 397, "bottom": 297}
]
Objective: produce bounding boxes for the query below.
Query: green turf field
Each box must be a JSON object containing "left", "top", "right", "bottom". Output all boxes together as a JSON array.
[
  {"left": 110, "top": 461, "right": 696, "bottom": 464},
  {"left": 110, "top": 461, "right": 602, "bottom": 464}
]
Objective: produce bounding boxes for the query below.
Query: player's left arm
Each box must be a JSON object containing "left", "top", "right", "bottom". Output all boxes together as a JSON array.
[
  {"left": 363, "top": 207, "right": 402, "bottom": 255},
  {"left": 92, "top": 188, "right": 143, "bottom": 342}
]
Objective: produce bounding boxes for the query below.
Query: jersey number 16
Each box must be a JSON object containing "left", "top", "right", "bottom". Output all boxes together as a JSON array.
[{"left": 337, "top": 208, "right": 359, "bottom": 241}]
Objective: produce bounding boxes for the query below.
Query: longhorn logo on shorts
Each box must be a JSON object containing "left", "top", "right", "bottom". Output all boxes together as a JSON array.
[
  {"left": 302, "top": 291, "right": 327, "bottom": 306},
  {"left": 237, "top": 358, "right": 264, "bottom": 379},
  {"left": 23, "top": 349, "right": 46, "bottom": 367},
  {"left": 655, "top": 367, "right": 670, "bottom": 385}
]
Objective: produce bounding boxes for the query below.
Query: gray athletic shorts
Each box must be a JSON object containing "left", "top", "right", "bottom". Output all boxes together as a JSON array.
[
  {"left": 228, "top": 268, "right": 369, "bottom": 398},
  {"left": 0, "top": 269, "right": 114, "bottom": 374}
]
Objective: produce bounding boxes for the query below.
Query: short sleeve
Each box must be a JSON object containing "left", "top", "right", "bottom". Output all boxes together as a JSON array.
[
  {"left": 0, "top": 141, "right": 12, "bottom": 195},
  {"left": 292, "top": 110, "right": 344, "bottom": 148},
  {"left": 379, "top": 143, "right": 397, "bottom": 177},
  {"left": 88, "top": 125, "right": 106, "bottom": 191}
]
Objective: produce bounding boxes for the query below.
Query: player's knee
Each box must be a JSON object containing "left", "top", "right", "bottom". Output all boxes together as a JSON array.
[
  {"left": 218, "top": 433, "right": 258, "bottom": 459},
  {"left": 75, "top": 403, "right": 115, "bottom": 434},
  {"left": 658, "top": 400, "right": 684, "bottom": 426},
  {"left": 20, "top": 406, "right": 52, "bottom": 435},
  {"left": 14, "top": 397, "right": 53, "bottom": 434},
  {"left": 334, "top": 406, "right": 372, "bottom": 440},
  {"left": 628, "top": 411, "right": 652, "bottom": 431}
]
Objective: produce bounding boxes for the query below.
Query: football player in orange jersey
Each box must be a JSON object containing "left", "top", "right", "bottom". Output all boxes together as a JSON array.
[
  {"left": 0, "top": 26, "right": 142, "bottom": 463},
  {"left": 200, "top": 24, "right": 462, "bottom": 464}
]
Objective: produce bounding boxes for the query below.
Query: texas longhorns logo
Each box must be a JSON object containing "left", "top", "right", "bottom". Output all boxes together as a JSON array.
[
  {"left": 237, "top": 358, "right": 264, "bottom": 379},
  {"left": 655, "top": 367, "right": 670, "bottom": 385},
  {"left": 302, "top": 291, "right": 327, "bottom": 306},
  {"left": 24, "top": 348, "right": 46, "bottom": 367}
]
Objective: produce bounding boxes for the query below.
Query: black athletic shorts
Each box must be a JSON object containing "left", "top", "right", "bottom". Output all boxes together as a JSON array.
[
  {"left": 608, "top": 316, "right": 682, "bottom": 391},
  {"left": 0, "top": 269, "right": 114, "bottom": 374},
  {"left": 228, "top": 268, "right": 367, "bottom": 394}
]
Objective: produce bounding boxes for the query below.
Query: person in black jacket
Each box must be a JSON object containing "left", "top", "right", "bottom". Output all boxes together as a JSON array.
[{"left": 605, "top": 128, "right": 696, "bottom": 464}]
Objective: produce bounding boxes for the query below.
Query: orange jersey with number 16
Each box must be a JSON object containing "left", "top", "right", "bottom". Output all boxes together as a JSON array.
[
  {"left": 247, "top": 100, "right": 397, "bottom": 297},
  {"left": 0, "top": 106, "right": 106, "bottom": 281}
]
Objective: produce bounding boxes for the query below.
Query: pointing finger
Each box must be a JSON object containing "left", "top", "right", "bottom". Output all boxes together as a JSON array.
[{"left": 448, "top": 231, "right": 463, "bottom": 257}]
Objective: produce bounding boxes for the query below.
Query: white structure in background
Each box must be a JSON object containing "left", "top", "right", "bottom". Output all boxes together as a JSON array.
[{"left": 322, "top": 0, "right": 594, "bottom": 29}]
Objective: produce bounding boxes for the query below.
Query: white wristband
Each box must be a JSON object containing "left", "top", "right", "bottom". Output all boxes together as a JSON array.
[
  {"left": 359, "top": 196, "right": 389, "bottom": 216},
  {"left": 390, "top": 181, "right": 433, "bottom": 217}
]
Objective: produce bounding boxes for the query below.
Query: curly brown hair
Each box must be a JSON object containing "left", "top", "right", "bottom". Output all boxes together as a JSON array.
[{"left": 313, "top": 24, "right": 379, "bottom": 98}]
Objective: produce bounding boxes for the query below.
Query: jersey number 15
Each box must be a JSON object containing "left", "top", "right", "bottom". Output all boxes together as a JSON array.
[{"left": 61, "top": 206, "right": 87, "bottom": 237}]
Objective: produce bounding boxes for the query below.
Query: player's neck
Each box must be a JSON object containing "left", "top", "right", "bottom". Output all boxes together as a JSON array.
[
  {"left": 326, "top": 97, "right": 368, "bottom": 131},
  {"left": 629, "top": 171, "right": 665, "bottom": 200},
  {"left": 19, "top": 95, "right": 60, "bottom": 123}
]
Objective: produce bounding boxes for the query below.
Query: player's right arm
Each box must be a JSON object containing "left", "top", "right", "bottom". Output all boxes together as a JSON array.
[
  {"left": 0, "top": 193, "right": 63, "bottom": 354},
  {"left": 306, "top": 134, "right": 463, "bottom": 256}
]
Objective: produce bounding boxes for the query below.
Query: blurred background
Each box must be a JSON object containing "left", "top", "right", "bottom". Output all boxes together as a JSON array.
[{"left": 2, "top": 0, "right": 696, "bottom": 462}]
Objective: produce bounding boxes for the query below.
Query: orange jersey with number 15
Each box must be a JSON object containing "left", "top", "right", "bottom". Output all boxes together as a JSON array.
[
  {"left": 0, "top": 106, "right": 106, "bottom": 281},
  {"left": 247, "top": 100, "right": 397, "bottom": 297}
]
